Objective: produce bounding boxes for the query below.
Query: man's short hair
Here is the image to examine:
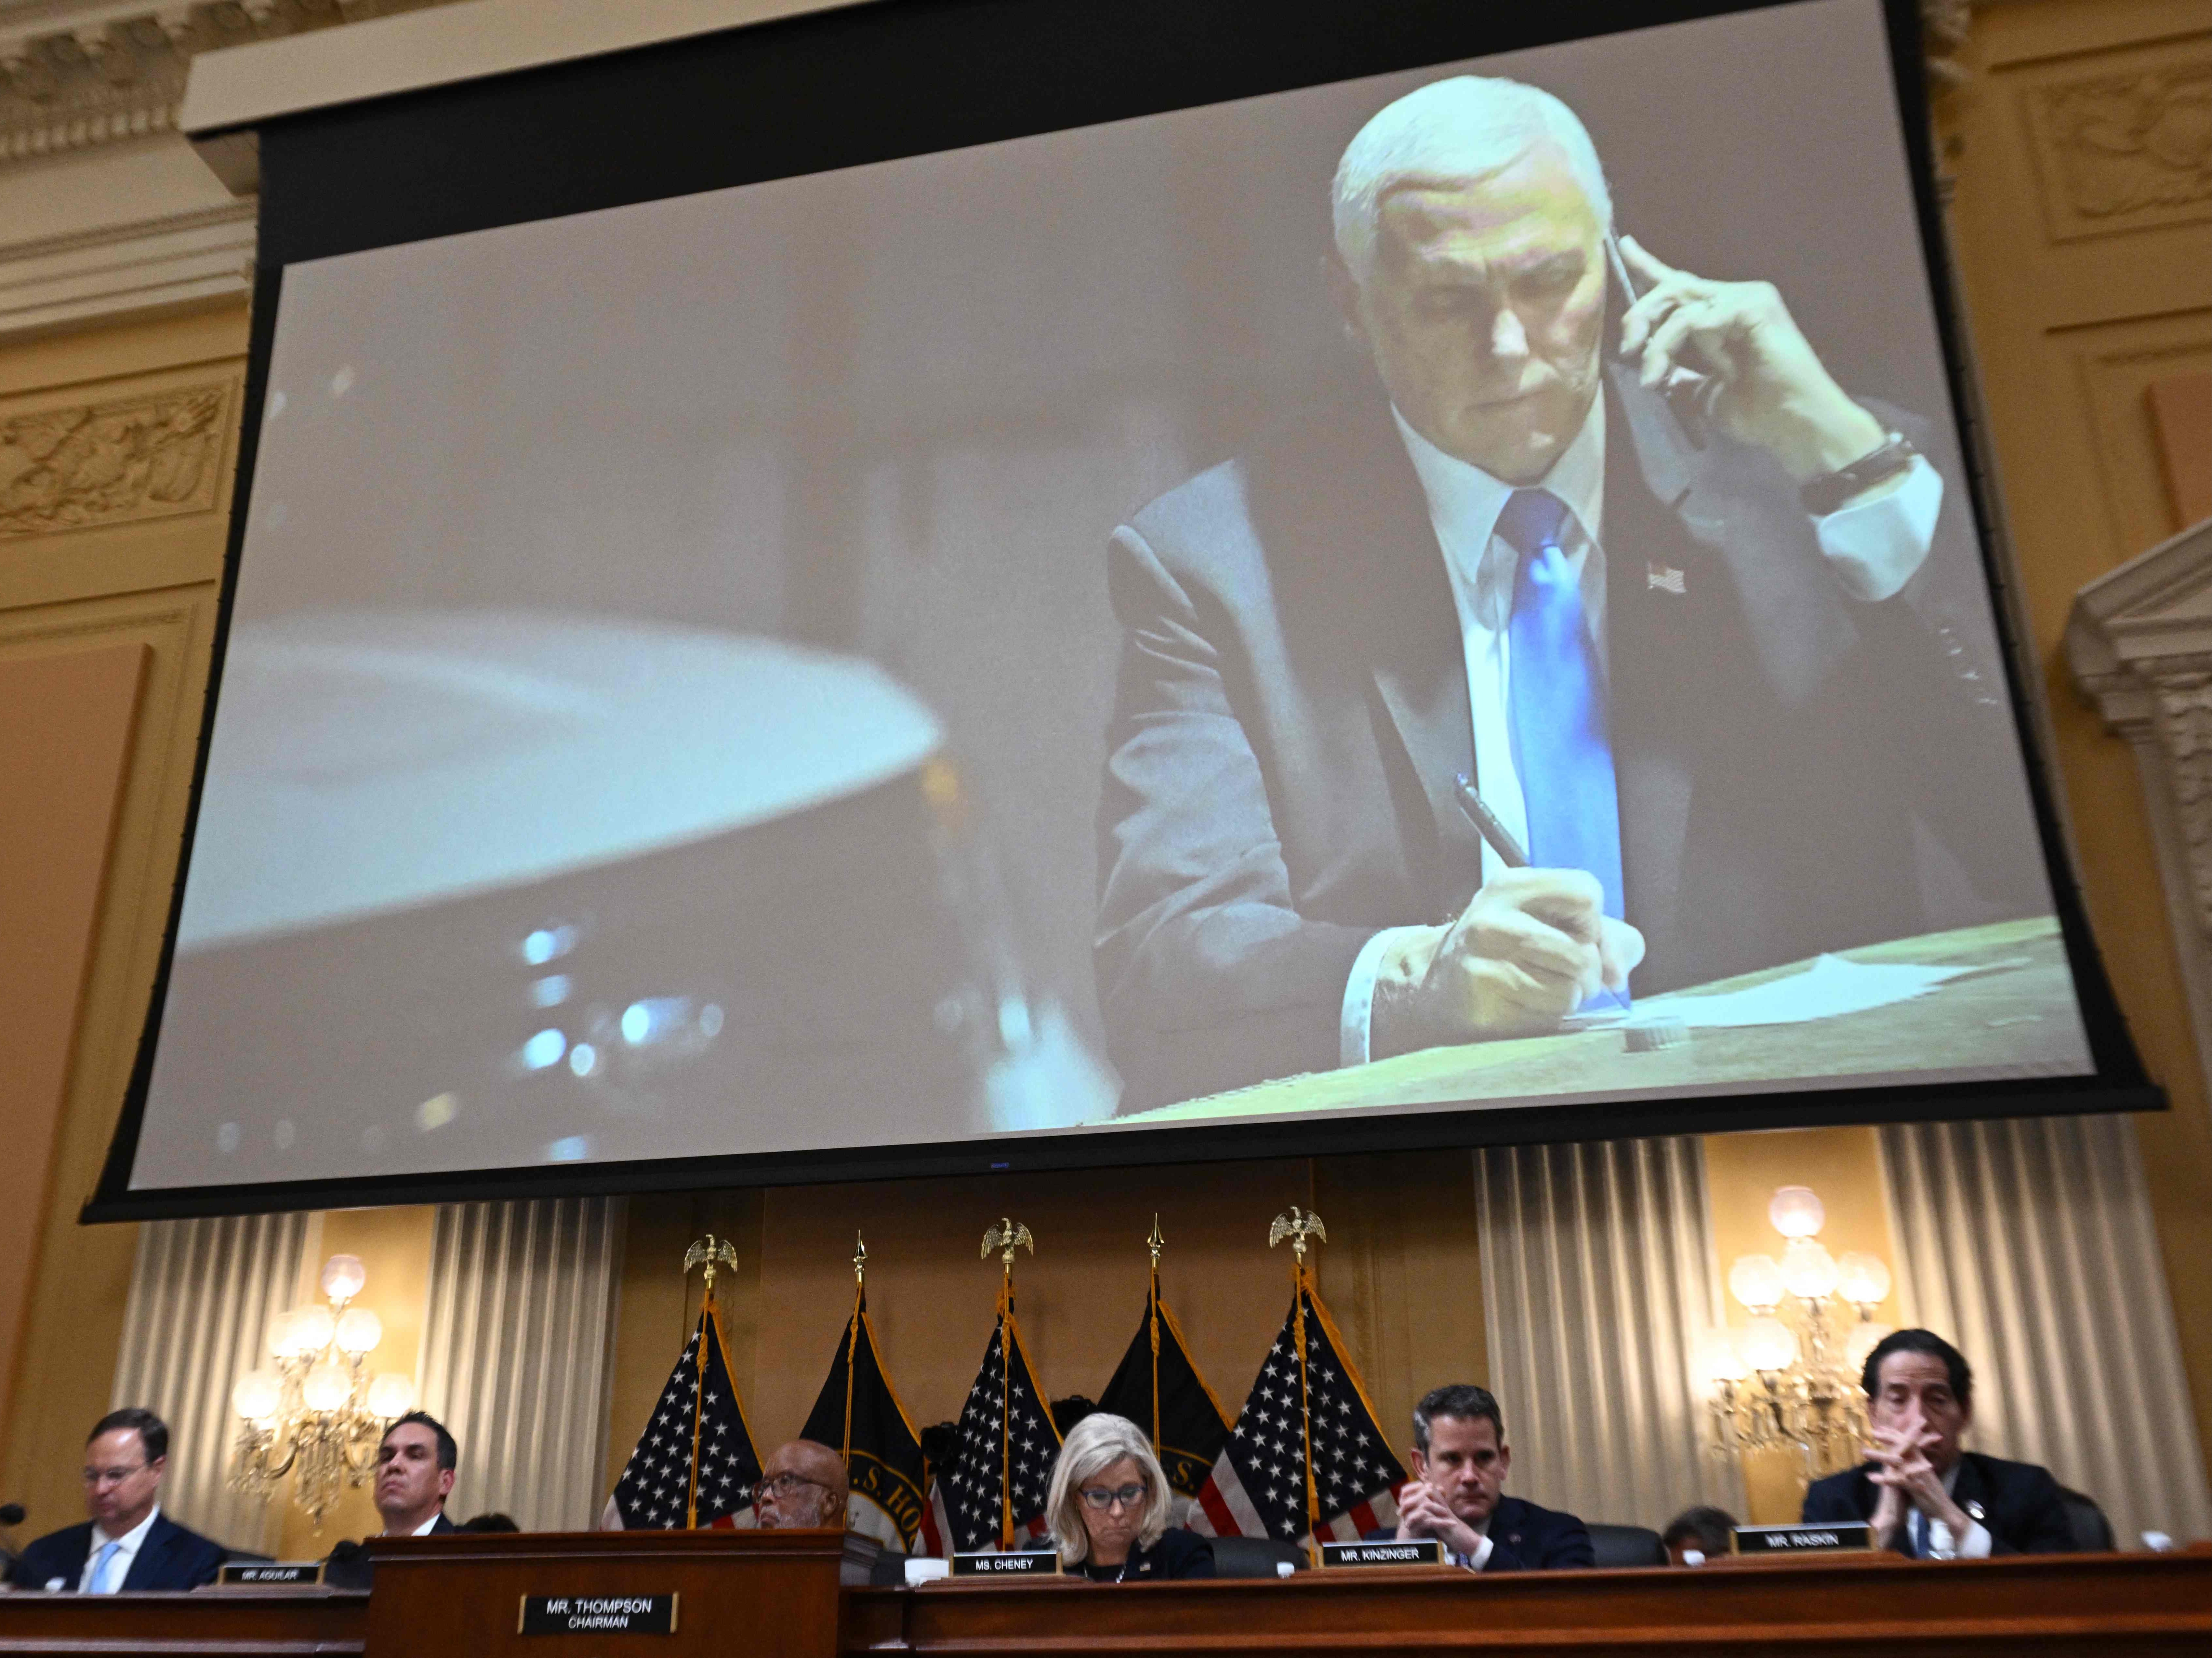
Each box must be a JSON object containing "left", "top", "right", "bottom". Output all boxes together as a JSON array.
[
  {"left": 1860, "top": 1329, "right": 1972, "bottom": 1407},
  {"left": 88, "top": 1408, "right": 168, "bottom": 1463},
  {"left": 385, "top": 1411, "right": 458, "bottom": 1470},
  {"left": 1333, "top": 76, "right": 1613, "bottom": 285},
  {"left": 1662, "top": 1505, "right": 1737, "bottom": 1555},
  {"left": 1412, "top": 1384, "right": 1504, "bottom": 1453}
]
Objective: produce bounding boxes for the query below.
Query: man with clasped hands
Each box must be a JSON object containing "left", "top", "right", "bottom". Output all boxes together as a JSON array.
[
  {"left": 1801, "top": 1329, "right": 2074, "bottom": 1556},
  {"left": 1375, "top": 1384, "right": 1591, "bottom": 1571},
  {"left": 1094, "top": 74, "right": 2036, "bottom": 1111}
]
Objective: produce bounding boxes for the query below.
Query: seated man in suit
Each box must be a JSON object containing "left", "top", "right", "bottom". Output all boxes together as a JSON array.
[
  {"left": 323, "top": 1411, "right": 461, "bottom": 1590},
  {"left": 7, "top": 1408, "right": 227, "bottom": 1591},
  {"left": 1802, "top": 1329, "right": 2073, "bottom": 1556},
  {"left": 1379, "top": 1384, "right": 1591, "bottom": 1571},
  {"left": 1094, "top": 74, "right": 2043, "bottom": 1110}
]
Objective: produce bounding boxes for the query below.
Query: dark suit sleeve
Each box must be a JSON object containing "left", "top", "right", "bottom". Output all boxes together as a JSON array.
[
  {"left": 1989, "top": 1464, "right": 2076, "bottom": 1557},
  {"left": 1799, "top": 1473, "right": 1866, "bottom": 1526},
  {"left": 181, "top": 1531, "right": 227, "bottom": 1588},
  {"left": 1094, "top": 523, "right": 1377, "bottom": 1110},
  {"left": 1158, "top": 1527, "right": 1215, "bottom": 1578},
  {"left": 1538, "top": 1513, "right": 1595, "bottom": 1570}
]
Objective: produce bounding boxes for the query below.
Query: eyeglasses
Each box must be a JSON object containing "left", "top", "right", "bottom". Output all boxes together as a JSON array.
[
  {"left": 1078, "top": 1483, "right": 1148, "bottom": 1511},
  {"left": 82, "top": 1464, "right": 149, "bottom": 1487},
  {"left": 753, "top": 1473, "right": 832, "bottom": 1502}
]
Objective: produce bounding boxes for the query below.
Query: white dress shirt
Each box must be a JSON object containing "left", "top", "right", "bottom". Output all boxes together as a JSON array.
[
  {"left": 1451, "top": 1527, "right": 1495, "bottom": 1571},
  {"left": 76, "top": 1505, "right": 160, "bottom": 1593},
  {"left": 1914, "top": 1463, "right": 1993, "bottom": 1559},
  {"left": 1339, "top": 402, "right": 1944, "bottom": 1065}
]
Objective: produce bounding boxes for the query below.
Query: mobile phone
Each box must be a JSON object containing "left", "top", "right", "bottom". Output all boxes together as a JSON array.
[{"left": 1606, "top": 228, "right": 1715, "bottom": 446}]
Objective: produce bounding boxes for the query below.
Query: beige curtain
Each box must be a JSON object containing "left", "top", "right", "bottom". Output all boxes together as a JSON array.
[
  {"left": 112, "top": 1211, "right": 309, "bottom": 1554},
  {"left": 1476, "top": 1137, "right": 1742, "bottom": 1531},
  {"left": 1881, "top": 1115, "right": 2210, "bottom": 1547},
  {"left": 414, "top": 1197, "right": 624, "bottom": 1531}
]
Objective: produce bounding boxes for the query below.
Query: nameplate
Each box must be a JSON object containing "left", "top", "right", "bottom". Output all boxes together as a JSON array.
[
  {"left": 949, "top": 1549, "right": 1060, "bottom": 1577},
  {"left": 1733, "top": 1522, "right": 1874, "bottom": 1555},
  {"left": 518, "top": 1594, "right": 678, "bottom": 1635},
  {"left": 218, "top": 1561, "right": 323, "bottom": 1585},
  {"left": 1320, "top": 1539, "right": 1445, "bottom": 1568}
]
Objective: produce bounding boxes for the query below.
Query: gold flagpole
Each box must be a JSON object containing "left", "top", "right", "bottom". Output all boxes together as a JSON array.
[
  {"left": 981, "top": 1219, "right": 1034, "bottom": 1551},
  {"left": 1146, "top": 1216, "right": 1165, "bottom": 1456},
  {"left": 1269, "top": 1207, "right": 1327, "bottom": 1560},
  {"left": 844, "top": 1233, "right": 866, "bottom": 1464},
  {"left": 682, "top": 1233, "right": 739, "bottom": 1530}
]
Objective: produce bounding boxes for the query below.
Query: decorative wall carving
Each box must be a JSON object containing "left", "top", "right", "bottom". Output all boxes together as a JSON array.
[
  {"left": 0, "top": 380, "right": 229, "bottom": 535},
  {"left": 2024, "top": 50, "right": 2212, "bottom": 240}
]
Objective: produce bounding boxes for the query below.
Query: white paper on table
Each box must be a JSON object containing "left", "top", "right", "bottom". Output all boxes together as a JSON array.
[{"left": 1568, "top": 955, "right": 2026, "bottom": 1032}]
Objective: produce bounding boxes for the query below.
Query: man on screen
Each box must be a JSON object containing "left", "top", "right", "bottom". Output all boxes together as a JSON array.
[{"left": 1093, "top": 75, "right": 2039, "bottom": 1110}]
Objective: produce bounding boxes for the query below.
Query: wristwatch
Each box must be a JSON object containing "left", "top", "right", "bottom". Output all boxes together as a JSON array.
[{"left": 1800, "top": 430, "right": 1919, "bottom": 517}]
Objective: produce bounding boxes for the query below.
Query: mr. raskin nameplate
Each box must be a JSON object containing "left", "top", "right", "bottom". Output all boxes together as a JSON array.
[
  {"left": 950, "top": 1549, "right": 1061, "bottom": 1577},
  {"left": 1733, "top": 1522, "right": 1874, "bottom": 1556},
  {"left": 518, "top": 1594, "right": 678, "bottom": 1635},
  {"left": 1321, "top": 1539, "right": 1445, "bottom": 1568},
  {"left": 218, "top": 1561, "right": 323, "bottom": 1585}
]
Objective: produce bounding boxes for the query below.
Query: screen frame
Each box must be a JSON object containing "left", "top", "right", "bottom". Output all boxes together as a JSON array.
[{"left": 86, "top": 0, "right": 2160, "bottom": 1223}]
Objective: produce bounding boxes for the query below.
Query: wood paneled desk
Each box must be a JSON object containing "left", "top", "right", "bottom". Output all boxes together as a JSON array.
[{"left": 2, "top": 1541, "right": 2204, "bottom": 1658}]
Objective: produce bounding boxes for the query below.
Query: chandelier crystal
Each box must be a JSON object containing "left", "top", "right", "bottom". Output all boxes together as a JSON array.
[
  {"left": 1705, "top": 1188, "right": 1892, "bottom": 1479},
  {"left": 228, "top": 1255, "right": 416, "bottom": 1530}
]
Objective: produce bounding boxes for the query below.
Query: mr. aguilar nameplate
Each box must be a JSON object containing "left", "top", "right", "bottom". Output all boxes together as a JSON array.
[
  {"left": 1320, "top": 1539, "right": 1445, "bottom": 1568},
  {"left": 949, "top": 1549, "right": 1061, "bottom": 1577},
  {"left": 518, "top": 1594, "right": 678, "bottom": 1635},
  {"left": 218, "top": 1561, "right": 323, "bottom": 1585},
  {"left": 1733, "top": 1522, "right": 1874, "bottom": 1556}
]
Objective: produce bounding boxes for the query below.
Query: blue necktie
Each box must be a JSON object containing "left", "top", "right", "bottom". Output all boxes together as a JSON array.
[
  {"left": 1496, "top": 488, "right": 1626, "bottom": 999},
  {"left": 88, "top": 1540, "right": 122, "bottom": 1594}
]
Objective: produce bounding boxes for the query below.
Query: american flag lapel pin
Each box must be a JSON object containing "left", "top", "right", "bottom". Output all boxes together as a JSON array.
[{"left": 1646, "top": 562, "right": 1686, "bottom": 595}]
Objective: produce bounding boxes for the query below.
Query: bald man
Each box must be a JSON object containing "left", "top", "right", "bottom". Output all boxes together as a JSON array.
[{"left": 753, "top": 1440, "right": 850, "bottom": 1530}]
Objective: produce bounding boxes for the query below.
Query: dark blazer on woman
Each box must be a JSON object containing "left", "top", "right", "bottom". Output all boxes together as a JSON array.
[{"left": 1075, "top": 1525, "right": 1215, "bottom": 1580}]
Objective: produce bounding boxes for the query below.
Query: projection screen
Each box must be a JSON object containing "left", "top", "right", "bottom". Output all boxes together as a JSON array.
[{"left": 98, "top": 0, "right": 2153, "bottom": 1214}]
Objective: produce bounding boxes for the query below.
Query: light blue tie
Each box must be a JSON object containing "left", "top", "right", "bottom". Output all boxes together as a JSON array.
[
  {"left": 88, "top": 1540, "right": 122, "bottom": 1594},
  {"left": 1497, "top": 488, "right": 1627, "bottom": 1006}
]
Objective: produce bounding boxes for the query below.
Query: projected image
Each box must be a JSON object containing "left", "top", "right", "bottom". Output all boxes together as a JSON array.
[{"left": 136, "top": 0, "right": 2091, "bottom": 1190}]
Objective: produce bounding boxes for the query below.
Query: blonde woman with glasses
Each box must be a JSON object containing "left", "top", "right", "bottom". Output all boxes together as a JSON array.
[{"left": 1044, "top": 1412, "right": 1214, "bottom": 1582}]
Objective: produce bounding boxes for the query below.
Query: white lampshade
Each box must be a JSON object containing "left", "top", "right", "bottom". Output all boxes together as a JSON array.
[
  {"left": 1697, "top": 1330, "right": 1747, "bottom": 1385},
  {"left": 366, "top": 1372, "right": 416, "bottom": 1419},
  {"left": 334, "top": 1306, "right": 383, "bottom": 1357},
  {"left": 1844, "top": 1320, "right": 1894, "bottom": 1372},
  {"left": 1728, "top": 1253, "right": 1784, "bottom": 1312},
  {"left": 292, "top": 1303, "right": 337, "bottom": 1356},
  {"left": 266, "top": 1309, "right": 305, "bottom": 1359},
  {"left": 319, "top": 1254, "right": 368, "bottom": 1303},
  {"left": 1781, "top": 1238, "right": 1841, "bottom": 1301},
  {"left": 301, "top": 1362, "right": 353, "bottom": 1413},
  {"left": 231, "top": 1369, "right": 282, "bottom": 1422},
  {"left": 1836, "top": 1251, "right": 1892, "bottom": 1307},
  {"left": 1739, "top": 1315, "right": 1800, "bottom": 1373},
  {"left": 1768, "top": 1186, "right": 1826, "bottom": 1239}
]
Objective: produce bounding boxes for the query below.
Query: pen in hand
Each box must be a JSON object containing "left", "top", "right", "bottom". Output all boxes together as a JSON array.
[{"left": 1452, "top": 773, "right": 1630, "bottom": 1012}]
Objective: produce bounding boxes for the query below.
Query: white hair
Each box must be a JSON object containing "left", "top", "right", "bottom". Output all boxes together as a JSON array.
[
  {"left": 1332, "top": 76, "right": 1612, "bottom": 284},
  {"left": 1045, "top": 1412, "right": 1172, "bottom": 1565}
]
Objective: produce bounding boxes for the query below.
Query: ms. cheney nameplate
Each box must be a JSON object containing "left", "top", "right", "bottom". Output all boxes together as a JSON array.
[
  {"left": 1733, "top": 1522, "right": 1874, "bottom": 1556},
  {"left": 1320, "top": 1539, "right": 1446, "bottom": 1568},
  {"left": 949, "top": 1549, "right": 1061, "bottom": 1576},
  {"left": 518, "top": 1594, "right": 678, "bottom": 1635}
]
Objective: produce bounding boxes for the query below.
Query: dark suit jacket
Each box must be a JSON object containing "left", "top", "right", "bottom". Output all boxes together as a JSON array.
[
  {"left": 7, "top": 1512, "right": 228, "bottom": 1591},
  {"left": 1366, "top": 1493, "right": 1594, "bottom": 1571},
  {"left": 1077, "top": 1525, "right": 1214, "bottom": 1580},
  {"left": 1801, "top": 1450, "right": 2075, "bottom": 1556},
  {"left": 1094, "top": 368, "right": 2040, "bottom": 1109},
  {"left": 321, "top": 1510, "right": 459, "bottom": 1590}
]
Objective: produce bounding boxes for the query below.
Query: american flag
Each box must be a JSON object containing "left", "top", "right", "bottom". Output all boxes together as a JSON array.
[
  {"left": 1187, "top": 1279, "right": 1405, "bottom": 1546},
  {"left": 607, "top": 1303, "right": 763, "bottom": 1529},
  {"left": 919, "top": 1302, "right": 1060, "bottom": 1552}
]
